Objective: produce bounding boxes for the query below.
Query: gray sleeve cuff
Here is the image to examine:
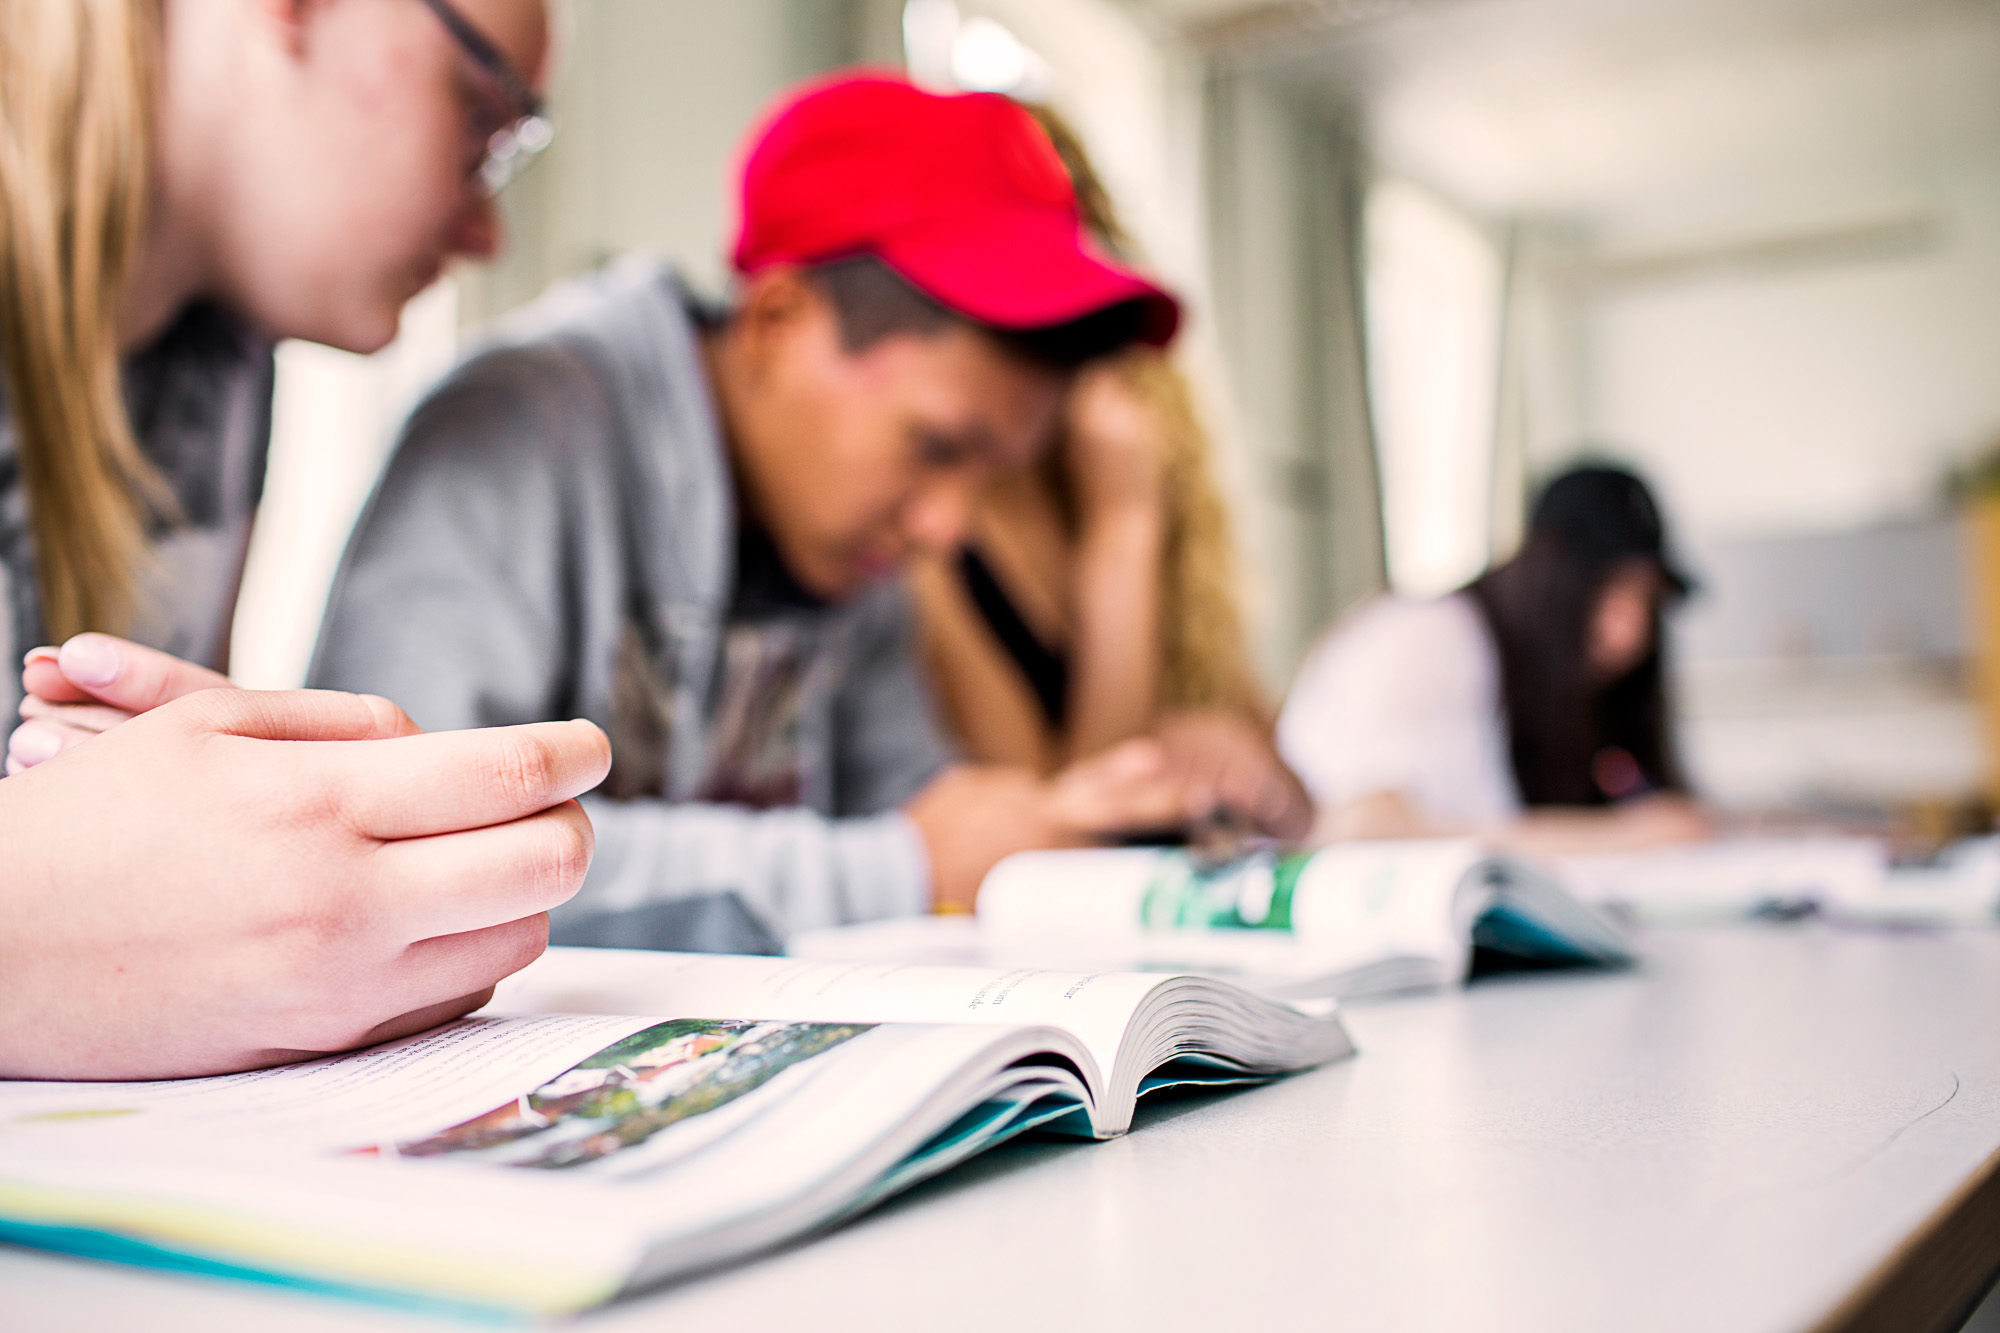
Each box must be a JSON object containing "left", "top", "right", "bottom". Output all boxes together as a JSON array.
[
  {"left": 567, "top": 798, "right": 933, "bottom": 946},
  {"left": 831, "top": 810, "right": 932, "bottom": 924}
]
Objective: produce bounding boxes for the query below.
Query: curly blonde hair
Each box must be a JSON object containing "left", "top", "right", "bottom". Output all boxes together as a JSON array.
[{"left": 1026, "top": 104, "right": 1264, "bottom": 719}]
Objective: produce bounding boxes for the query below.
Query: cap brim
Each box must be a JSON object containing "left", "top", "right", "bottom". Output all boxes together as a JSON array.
[{"left": 878, "top": 209, "right": 1181, "bottom": 348}]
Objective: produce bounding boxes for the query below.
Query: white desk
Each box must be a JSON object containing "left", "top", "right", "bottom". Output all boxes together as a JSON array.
[{"left": 7, "top": 923, "right": 2000, "bottom": 1333}]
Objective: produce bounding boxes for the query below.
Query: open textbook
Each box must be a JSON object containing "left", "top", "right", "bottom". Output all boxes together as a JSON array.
[
  {"left": 0, "top": 950, "right": 1351, "bottom": 1318},
  {"left": 797, "top": 841, "right": 1631, "bottom": 1000}
]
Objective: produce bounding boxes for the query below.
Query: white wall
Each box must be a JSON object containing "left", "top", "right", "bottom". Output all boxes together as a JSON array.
[
  {"left": 230, "top": 283, "right": 459, "bottom": 688},
  {"left": 1203, "top": 74, "right": 1388, "bottom": 685},
  {"left": 468, "top": 0, "right": 848, "bottom": 318},
  {"left": 1550, "top": 160, "right": 2000, "bottom": 541},
  {"left": 1668, "top": 517, "right": 1982, "bottom": 808},
  {"left": 1366, "top": 179, "right": 1503, "bottom": 596}
]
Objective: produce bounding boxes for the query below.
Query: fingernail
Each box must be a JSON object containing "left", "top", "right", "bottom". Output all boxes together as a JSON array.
[
  {"left": 21, "top": 645, "right": 57, "bottom": 668},
  {"left": 60, "top": 634, "right": 120, "bottom": 686},
  {"left": 9, "top": 723, "right": 58, "bottom": 767}
]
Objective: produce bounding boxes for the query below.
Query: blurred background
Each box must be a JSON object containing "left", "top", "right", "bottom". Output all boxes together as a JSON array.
[{"left": 233, "top": 0, "right": 2000, "bottom": 832}]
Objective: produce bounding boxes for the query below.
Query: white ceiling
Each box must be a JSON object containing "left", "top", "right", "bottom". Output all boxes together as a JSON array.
[{"left": 1128, "top": 0, "right": 2000, "bottom": 233}]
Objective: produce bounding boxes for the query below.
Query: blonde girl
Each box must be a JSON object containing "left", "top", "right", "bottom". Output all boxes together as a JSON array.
[{"left": 0, "top": 0, "right": 609, "bottom": 1081}]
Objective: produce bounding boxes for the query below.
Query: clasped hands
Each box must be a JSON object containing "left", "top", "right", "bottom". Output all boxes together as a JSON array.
[{"left": 0, "top": 634, "right": 609, "bottom": 1081}]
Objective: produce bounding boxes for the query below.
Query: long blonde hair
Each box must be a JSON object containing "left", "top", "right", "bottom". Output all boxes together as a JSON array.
[
  {"left": 0, "top": 0, "right": 167, "bottom": 640},
  {"left": 1028, "top": 105, "right": 1264, "bottom": 718}
]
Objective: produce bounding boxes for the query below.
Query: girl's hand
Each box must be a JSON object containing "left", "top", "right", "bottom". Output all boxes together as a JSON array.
[
  {"left": 1153, "top": 709, "right": 1315, "bottom": 843},
  {"left": 10, "top": 634, "right": 235, "bottom": 773},
  {"left": 0, "top": 688, "right": 611, "bottom": 1080},
  {"left": 1614, "top": 793, "right": 1714, "bottom": 847},
  {"left": 908, "top": 743, "right": 1202, "bottom": 913},
  {"left": 1061, "top": 359, "right": 1168, "bottom": 524}
]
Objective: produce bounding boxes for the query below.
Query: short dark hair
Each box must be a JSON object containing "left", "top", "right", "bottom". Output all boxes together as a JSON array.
[{"left": 803, "top": 254, "right": 1148, "bottom": 370}]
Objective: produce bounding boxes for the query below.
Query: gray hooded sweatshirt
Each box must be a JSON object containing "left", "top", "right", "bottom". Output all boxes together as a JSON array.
[{"left": 310, "top": 255, "right": 947, "bottom": 953}]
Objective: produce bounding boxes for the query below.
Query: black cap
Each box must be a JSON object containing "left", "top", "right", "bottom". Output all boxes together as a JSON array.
[{"left": 1530, "top": 464, "right": 1696, "bottom": 597}]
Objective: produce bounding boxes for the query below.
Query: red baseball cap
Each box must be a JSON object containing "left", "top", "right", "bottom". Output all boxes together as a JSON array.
[{"left": 731, "top": 73, "right": 1180, "bottom": 348}]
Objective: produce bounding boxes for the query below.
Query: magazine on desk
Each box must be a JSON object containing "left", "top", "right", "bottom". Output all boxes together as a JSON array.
[
  {"left": 0, "top": 950, "right": 1351, "bottom": 1318},
  {"left": 796, "top": 840, "right": 1631, "bottom": 1000}
]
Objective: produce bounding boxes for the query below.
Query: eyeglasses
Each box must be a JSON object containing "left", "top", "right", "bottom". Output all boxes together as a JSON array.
[{"left": 415, "top": 0, "right": 555, "bottom": 196}]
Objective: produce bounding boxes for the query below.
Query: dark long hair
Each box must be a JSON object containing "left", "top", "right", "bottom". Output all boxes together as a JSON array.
[{"left": 1465, "top": 522, "right": 1688, "bottom": 809}]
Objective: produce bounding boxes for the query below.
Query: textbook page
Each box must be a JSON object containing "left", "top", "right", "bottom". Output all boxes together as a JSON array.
[
  {"left": 0, "top": 1012, "right": 1079, "bottom": 1312},
  {"left": 488, "top": 949, "right": 1173, "bottom": 1093},
  {"left": 793, "top": 915, "right": 990, "bottom": 967},
  {"left": 0, "top": 1013, "right": 657, "bottom": 1152}
]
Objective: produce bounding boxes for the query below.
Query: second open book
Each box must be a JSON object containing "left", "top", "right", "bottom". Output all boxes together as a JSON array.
[{"left": 798, "top": 840, "right": 1633, "bottom": 999}]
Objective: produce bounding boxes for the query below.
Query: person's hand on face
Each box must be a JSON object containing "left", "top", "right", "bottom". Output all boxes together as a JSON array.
[
  {"left": 0, "top": 688, "right": 610, "bottom": 1080},
  {"left": 9, "top": 635, "right": 234, "bottom": 773},
  {"left": 1060, "top": 357, "right": 1168, "bottom": 524}
]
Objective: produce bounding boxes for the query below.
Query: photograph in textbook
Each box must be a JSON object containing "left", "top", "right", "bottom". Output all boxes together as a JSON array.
[{"left": 366, "top": 1019, "right": 872, "bottom": 1172}]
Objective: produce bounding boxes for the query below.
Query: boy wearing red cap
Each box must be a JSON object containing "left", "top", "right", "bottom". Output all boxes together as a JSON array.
[{"left": 311, "top": 76, "right": 1206, "bottom": 951}]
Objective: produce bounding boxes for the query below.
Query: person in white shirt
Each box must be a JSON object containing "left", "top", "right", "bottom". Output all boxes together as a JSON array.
[{"left": 1278, "top": 464, "right": 1710, "bottom": 857}]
